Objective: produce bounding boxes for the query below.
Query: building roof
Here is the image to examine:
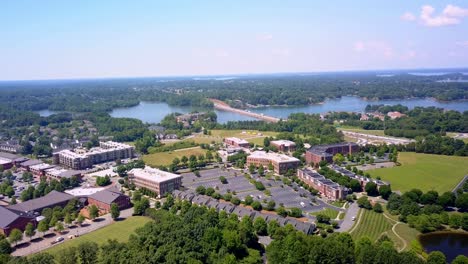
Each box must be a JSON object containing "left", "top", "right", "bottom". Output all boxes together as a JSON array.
[
  {"left": 0, "top": 157, "right": 12, "bottom": 165},
  {"left": 0, "top": 206, "right": 20, "bottom": 229},
  {"left": 225, "top": 137, "right": 249, "bottom": 145},
  {"left": 30, "top": 163, "right": 56, "bottom": 171},
  {"left": 45, "top": 168, "right": 81, "bottom": 178},
  {"left": 20, "top": 159, "right": 43, "bottom": 167},
  {"left": 65, "top": 187, "right": 106, "bottom": 197},
  {"left": 0, "top": 152, "right": 20, "bottom": 160},
  {"left": 89, "top": 188, "right": 125, "bottom": 205},
  {"left": 271, "top": 140, "right": 296, "bottom": 147},
  {"left": 128, "top": 166, "right": 182, "bottom": 183},
  {"left": 7, "top": 190, "right": 74, "bottom": 213},
  {"left": 307, "top": 142, "right": 359, "bottom": 156},
  {"left": 248, "top": 151, "right": 300, "bottom": 164}
]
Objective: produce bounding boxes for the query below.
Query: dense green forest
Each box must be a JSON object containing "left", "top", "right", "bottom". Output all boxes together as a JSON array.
[
  {"left": 2, "top": 202, "right": 467, "bottom": 264},
  {"left": 0, "top": 72, "right": 466, "bottom": 115}
]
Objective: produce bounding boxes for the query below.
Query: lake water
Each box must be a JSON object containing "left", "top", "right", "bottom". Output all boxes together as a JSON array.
[
  {"left": 418, "top": 232, "right": 468, "bottom": 262},
  {"left": 109, "top": 101, "right": 257, "bottom": 124},
  {"left": 37, "top": 97, "right": 467, "bottom": 123},
  {"left": 247, "top": 96, "right": 468, "bottom": 119}
]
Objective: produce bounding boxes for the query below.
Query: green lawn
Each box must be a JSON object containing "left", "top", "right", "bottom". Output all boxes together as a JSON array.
[
  {"left": 43, "top": 216, "right": 151, "bottom": 256},
  {"left": 368, "top": 152, "right": 468, "bottom": 193},
  {"left": 350, "top": 209, "right": 393, "bottom": 242},
  {"left": 337, "top": 126, "right": 386, "bottom": 136},
  {"left": 143, "top": 147, "right": 207, "bottom": 166},
  {"left": 393, "top": 222, "right": 420, "bottom": 251},
  {"left": 311, "top": 208, "right": 339, "bottom": 219}
]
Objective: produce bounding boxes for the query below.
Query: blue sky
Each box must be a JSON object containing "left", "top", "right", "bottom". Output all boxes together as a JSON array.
[{"left": 1, "top": 0, "right": 468, "bottom": 80}]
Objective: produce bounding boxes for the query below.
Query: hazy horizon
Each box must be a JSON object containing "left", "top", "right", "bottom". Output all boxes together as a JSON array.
[{"left": 2, "top": 1, "right": 468, "bottom": 80}]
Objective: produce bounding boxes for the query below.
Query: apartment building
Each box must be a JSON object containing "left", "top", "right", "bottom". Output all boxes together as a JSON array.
[
  {"left": 128, "top": 166, "right": 182, "bottom": 197},
  {"left": 246, "top": 151, "right": 300, "bottom": 174},
  {"left": 305, "top": 142, "right": 359, "bottom": 165},
  {"left": 329, "top": 164, "right": 390, "bottom": 190},
  {"left": 53, "top": 141, "right": 135, "bottom": 170},
  {"left": 270, "top": 140, "right": 296, "bottom": 152},
  {"left": 224, "top": 137, "right": 250, "bottom": 148},
  {"left": 297, "top": 168, "right": 348, "bottom": 200}
]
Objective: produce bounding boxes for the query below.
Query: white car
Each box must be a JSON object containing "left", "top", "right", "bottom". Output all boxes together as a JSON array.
[{"left": 352, "top": 216, "right": 356, "bottom": 221}]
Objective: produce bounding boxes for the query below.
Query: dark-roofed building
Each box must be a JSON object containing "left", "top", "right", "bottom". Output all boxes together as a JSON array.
[
  {"left": 7, "top": 190, "right": 74, "bottom": 214},
  {"left": 297, "top": 168, "right": 348, "bottom": 200},
  {"left": 306, "top": 142, "right": 359, "bottom": 165},
  {"left": 0, "top": 206, "right": 36, "bottom": 236},
  {"left": 44, "top": 168, "right": 82, "bottom": 181},
  {"left": 19, "top": 159, "right": 44, "bottom": 171},
  {"left": 329, "top": 164, "right": 390, "bottom": 190},
  {"left": 87, "top": 188, "right": 131, "bottom": 213}
]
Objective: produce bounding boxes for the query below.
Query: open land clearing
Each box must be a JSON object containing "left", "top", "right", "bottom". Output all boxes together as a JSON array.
[
  {"left": 165, "top": 129, "right": 279, "bottom": 146},
  {"left": 42, "top": 216, "right": 151, "bottom": 257},
  {"left": 143, "top": 147, "right": 207, "bottom": 166},
  {"left": 367, "top": 152, "right": 468, "bottom": 193}
]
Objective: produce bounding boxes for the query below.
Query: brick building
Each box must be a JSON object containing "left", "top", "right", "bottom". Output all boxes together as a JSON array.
[
  {"left": 329, "top": 164, "right": 390, "bottom": 190},
  {"left": 246, "top": 151, "right": 300, "bottom": 174},
  {"left": 128, "top": 166, "right": 182, "bottom": 198},
  {"left": 305, "top": 142, "right": 359, "bottom": 165},
  {"left": 297, "top": 168, "right": 348, "bottom": 200},
  {"left": 29, "top": 163, "right": 57, "bottom": 177},
  {"left": 87, "top": 187, "right": 131, "bottom": 213},
  {"left": 224, "top": 137, "right": 250, "bottom": 148},
  {"left": 0, "top": 206, "right": 36, "bottom": 236},
  {"left": 270, "top": 140, "right": 296, "bottom": 152},
  {"left": 7, "top": 190, "right": 75, "bottom": 214},
  {"left": 44, "top": 167, "right": 82, "bottom": 181}
]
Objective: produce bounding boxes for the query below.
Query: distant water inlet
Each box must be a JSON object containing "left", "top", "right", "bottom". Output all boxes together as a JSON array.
[{"left": 418, "top": 232, "right": 468, "bottom": 262}]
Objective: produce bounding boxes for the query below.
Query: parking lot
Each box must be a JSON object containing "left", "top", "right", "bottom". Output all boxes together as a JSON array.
[{"left": 181, "top": 168, "right": 331, "bottom": 218}]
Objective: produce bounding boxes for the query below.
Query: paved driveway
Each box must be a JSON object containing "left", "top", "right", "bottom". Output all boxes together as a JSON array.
[{"left": 337, "top": 202, "right": 359, "bottom": 232}]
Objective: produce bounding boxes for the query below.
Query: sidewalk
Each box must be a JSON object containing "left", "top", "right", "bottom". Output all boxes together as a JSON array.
[{"left": 12, "top": 208, "right": 133, "bottom": 257}]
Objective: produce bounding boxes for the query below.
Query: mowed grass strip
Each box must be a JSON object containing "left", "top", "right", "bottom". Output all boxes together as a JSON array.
[
  {"left": 311, "top": 208, "right": 339, "bottom": 219},
  {"left": 143, "top": 147, "right": 207, "bottom": 166},
  {"left": 337, "top": 126, "right": 386, "bottom": 137},
  {"left": 350, "top": 209, "right": 393, "bottom": 242},
  {"left": 43, "top": 216, "right": 151, "bottom": 256},
  {"left": 368, "top": 152, "right": 468, "bottom": 193}
]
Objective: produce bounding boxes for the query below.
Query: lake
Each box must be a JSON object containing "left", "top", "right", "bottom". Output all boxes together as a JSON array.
[
  {"left": 418, "top": 232, "right": 468, "bottom": 262},
  {"left": 37, "top": 96, "right": 467, "bottom": 124},
  {"left": 110, "top": 102, "right": 257, "bottom": 124},
  {"left": 247, "top": 96, "right": 468, "bottom": 119}
]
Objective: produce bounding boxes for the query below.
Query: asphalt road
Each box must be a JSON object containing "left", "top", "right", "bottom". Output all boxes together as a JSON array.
[{"left": 337, "top": 202, "right": 359, "bottom": 232}]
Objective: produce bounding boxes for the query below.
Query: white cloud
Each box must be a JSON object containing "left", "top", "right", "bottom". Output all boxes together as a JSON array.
[
  {"left": 353, "top": 41, "right": 393, "bottom": 58},
  {"left": 401, "top": 12, "right": 416, "bottom": 21},
  {"left": 443, "top": 4, "right": 468, "bottom": 17},
  {"left": 404, "top": 4, "right": 468, "bottom": 27},
  {"left": 257, "top": 33, "right": 273, "bottom": 41}
]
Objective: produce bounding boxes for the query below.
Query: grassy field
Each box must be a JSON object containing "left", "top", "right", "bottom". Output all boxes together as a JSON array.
[
  {"left": 394, "top": 222, "right": 420, "bottom": 251},
  {"left": 350, "top": 209, "right": 393, "bottom": 242},
  {"left": 311, "top": 208, "right": 339, "bottom": 219},
  {"left": 337, "top": 126, "right": 386, "bottom": 136},
  {"left": 368, "top": 152, "right": 468, "bottom": 193},
  {"left": 165, "top": 129, "right": 279, "bottom": 147},
  {"left": 143, "top": 147, "right": 207, "bottom": 166},
  {"left": 43, "top": 216, "right": 151, "bottom": 256}
]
